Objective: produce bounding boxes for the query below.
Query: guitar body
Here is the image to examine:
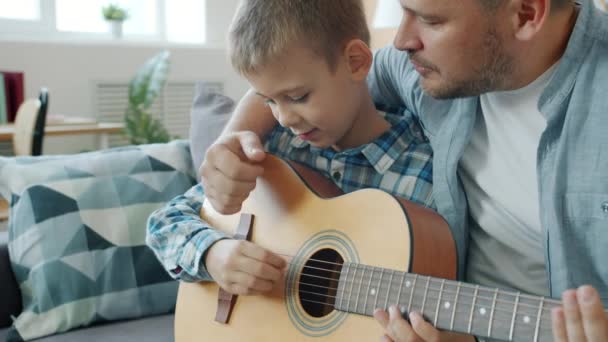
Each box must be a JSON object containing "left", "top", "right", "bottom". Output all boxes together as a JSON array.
[{"left": 175, "top": 155, "right": 456, "bottom": 341}]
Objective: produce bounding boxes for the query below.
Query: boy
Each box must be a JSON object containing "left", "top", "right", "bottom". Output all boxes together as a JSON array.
[{"left": 147, "top": 0, "right": 434, "bottom": 319}]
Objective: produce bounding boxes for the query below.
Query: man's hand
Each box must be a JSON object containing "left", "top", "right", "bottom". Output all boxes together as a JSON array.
[
  {"left": 374, "top": 306, "right": 476, "bottom": 342},
  {"left": 552, "top": 285, "right": 608, "bottom": 341},
  {"left": 205, "top": 239, "right": 286, "bottom": 295},
  {"left": 200, "top": 131, "right": 266, "bottom": 214}
]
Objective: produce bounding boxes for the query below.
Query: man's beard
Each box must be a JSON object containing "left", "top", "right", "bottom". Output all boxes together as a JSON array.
[{"left": 419, "top": 28, "right": 514, "bottom": 99}]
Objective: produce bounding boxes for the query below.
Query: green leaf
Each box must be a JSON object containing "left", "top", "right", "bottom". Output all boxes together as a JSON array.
[
  {"left": 123, "top": 51, "right": 173, "bottom": 145},
  {"left": 128, "top": 50, "right": 170, "bottom": 110}
]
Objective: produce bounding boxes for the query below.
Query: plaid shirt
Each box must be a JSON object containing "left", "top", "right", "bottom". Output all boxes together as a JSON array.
[{"left": 146, "top": 110, "right": 434, "bottom": 282}]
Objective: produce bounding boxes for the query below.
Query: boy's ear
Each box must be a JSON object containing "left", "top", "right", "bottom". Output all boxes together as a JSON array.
[
  {"left": 343, "top": 39, "right": 373, "bottom": 81},
  {"left": 507, "top": 0, "right": 549, "bottom": 41}
]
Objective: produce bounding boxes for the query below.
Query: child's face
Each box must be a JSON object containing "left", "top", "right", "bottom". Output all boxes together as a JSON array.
[{"left": 246, "top": 45, "right": 366, "bottom": 149}]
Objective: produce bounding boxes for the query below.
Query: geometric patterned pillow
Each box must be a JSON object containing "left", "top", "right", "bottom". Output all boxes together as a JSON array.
[{"left": 0, "top": 140, "right": 196, "bottom": 341}]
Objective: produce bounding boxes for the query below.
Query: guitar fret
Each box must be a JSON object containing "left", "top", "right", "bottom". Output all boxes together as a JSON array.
[
  {"left": 408, "top": 274, "right": 418, "bottom": 314},
  {"left": 347, "top": 264, "right": 358, "bottom": 313},
  {"left": 467, "top": 285, "right": 480, "bottom": 334},
  {"left": 384, "top": 270, "right": 395, "bottom": 310},
  {"left": 450, "top": 282, "right": 461, "bottom": 331},
  {"left": 533, "top": 297, "right": 545, "bottom": 342},
  {"left": 363, "top": 266, "right": 374, "bottom": 315},
  {"left": 396, "top": 271, "right": 406, "bottom": 314},
  {"left": 509, "top": 292, "right": 521, "bottom": 341},
  {"left": 334, "top": 263, "right": 576, "bottom": 342},
  {"left": 373, "top": 268, "right": 384, "bottom": 310},
  {"left": 488, "top": 288, "right": 498, "bottom": 337},
  {"left": 421, "top": 276, "right": 430, "bottom": 316},
  {"left": 338, "top": 263, "right": 349, "bottom": 310},
  {"left": 354, "top": 265, "right": 365, "bottom": 314},
  {"left": 434, "top": 279, "right": 446, "bottom": 326}
]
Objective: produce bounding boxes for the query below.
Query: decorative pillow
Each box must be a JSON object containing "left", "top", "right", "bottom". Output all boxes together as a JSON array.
[
  {"left": 189, "top": 81, "right": 233, "bottom": 177},
  {"left": 0, "top": 140, "right": 196, "bottom": 341}
]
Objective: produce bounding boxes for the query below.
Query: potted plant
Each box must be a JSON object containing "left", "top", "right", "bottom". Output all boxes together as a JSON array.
[
  {"left": 102, "top": 4, "right": 129, "bottom": 39},
  {"left": 124, "top": 50, "right": 173, "bottom": 145}
]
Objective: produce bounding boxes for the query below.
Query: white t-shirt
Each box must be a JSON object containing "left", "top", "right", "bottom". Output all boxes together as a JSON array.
[{"left": 459, "top": 64, "right": 559, "bottom": 296}]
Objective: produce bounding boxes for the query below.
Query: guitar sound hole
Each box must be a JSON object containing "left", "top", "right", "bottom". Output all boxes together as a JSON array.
[{"left": 298, "top": 248, "right": 344, "bottom": 317}]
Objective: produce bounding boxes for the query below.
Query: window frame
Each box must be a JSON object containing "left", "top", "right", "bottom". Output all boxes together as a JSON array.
[{"left": 0, "top": 0, "right": 205, "bottom": 45}]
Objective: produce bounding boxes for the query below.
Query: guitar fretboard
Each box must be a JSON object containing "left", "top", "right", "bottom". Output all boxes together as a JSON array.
[{"left": 334, "top": 262, "right": 561, "bottom": 342}]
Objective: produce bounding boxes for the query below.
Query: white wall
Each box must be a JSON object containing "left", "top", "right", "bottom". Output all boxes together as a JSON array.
[{"left": 0, "top": 0, "right": 248, "bottom": 154}]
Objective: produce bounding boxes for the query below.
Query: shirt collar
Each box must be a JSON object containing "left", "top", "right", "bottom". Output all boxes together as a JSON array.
[{"left": 290, "top": 111, "right": 426, "bottom": 175}]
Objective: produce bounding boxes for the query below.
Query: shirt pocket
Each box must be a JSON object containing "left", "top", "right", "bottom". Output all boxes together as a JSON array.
[{"left": 563, "top": 192, "right": 608, "bottom": 300}]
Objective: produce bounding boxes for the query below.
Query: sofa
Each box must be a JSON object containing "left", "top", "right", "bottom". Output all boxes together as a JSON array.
[
  {"left": 0, "top": 140, "right": 194, "bottom": 342},
  {"left": 0, "top": 82, "right": 231, "bottom": 342},
  {"left": 0, "top": 232, "right": 174, "bottom": 341}
]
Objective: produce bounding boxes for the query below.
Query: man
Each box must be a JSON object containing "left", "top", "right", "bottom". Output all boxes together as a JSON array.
[{"left": 198, "top": 0, "right": 608, "bottom": 340}]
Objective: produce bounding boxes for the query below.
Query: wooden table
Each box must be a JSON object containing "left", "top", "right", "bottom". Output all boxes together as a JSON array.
[
  {"left": 0, "top": 122, "right": 124, "bottom": 150},
  {"left": 0, "top": 198, "right": 8, "bottom": 222}
]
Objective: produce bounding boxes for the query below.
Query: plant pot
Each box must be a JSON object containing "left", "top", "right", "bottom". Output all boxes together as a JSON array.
[{"left": 108, "top": 20, "right": 123, "bottom": 39}]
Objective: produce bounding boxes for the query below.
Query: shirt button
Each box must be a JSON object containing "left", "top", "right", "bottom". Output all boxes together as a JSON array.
[
  {"left": 602, "top": 201, "right": 608, "bottom": 214},
  {"left": 332, "top": 171, "right": 341, "bottom": 182}
]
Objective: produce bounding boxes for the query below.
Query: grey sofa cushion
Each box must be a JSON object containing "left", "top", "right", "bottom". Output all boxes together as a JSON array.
[
  {"left": 189, "top": 82, "right": 233, "bottom": 178},
  {"left": 0, "top": 231, "right": 21, "bottom": 329},
  {"left": 0, "top": 315, "right": 173, "bottom": 342}
]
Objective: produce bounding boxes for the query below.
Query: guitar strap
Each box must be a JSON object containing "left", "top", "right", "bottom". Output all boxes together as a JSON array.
[{"left": 214, "top": 213, "right": 254, "bottom": 324}]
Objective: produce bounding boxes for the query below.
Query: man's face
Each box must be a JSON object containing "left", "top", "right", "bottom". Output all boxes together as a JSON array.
[
  {"left": 246, "top": 46, "right": 363, "bottom": 149},
  {"left": 396, "top": 0, "right": 514, "bottom": 98}
]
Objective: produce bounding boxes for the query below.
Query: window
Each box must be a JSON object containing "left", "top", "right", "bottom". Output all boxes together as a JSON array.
[
  {"left": 0, "top": 0, "right": 40, "bottom": 20},
  {"left": 165, "top": 0, "right": 206, "bottom": 44},
  {"left": 56, "top": 0, "right": 157, "bottom": 35},
  {"left": 0, "top": 0, "right": 206, "bottom": 44}
]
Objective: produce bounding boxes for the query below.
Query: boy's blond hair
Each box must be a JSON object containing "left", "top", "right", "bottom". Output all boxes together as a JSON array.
[{"left": 228, "top": 0, "right": 371, "bottom": 75}]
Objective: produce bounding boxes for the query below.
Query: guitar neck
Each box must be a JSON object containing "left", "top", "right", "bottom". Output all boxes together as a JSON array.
[{"left": 334, "top": 262, "right": 560, "bottom": 342}]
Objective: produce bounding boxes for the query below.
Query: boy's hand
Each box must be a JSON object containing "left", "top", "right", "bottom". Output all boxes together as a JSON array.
[
  {"left": 200, "top": 131, "right": 266, "bottom": 215},
  {"left": 374, "top": 306, "right": 476, "bottom": 342},
  {"left": 205, "top": 239, "right": 286, "bottom": 295}
]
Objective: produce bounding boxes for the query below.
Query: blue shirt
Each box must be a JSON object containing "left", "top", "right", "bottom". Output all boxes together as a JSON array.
[
  {"left": 147, "top": 111, "right": 434, "bottom": 282},
  {"left": 367, "top": 1, "right": 608, "bottom": 302}
]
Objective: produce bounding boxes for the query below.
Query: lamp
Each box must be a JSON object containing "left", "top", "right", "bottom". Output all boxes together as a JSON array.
[{"left": 373, "top": 0, "right": 403, "bottom": 29}]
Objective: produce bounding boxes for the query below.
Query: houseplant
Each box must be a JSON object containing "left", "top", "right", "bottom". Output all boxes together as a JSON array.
[
  {"left": 102, "top": 4, "right": 129, "bottom": 39},
  {"left": 124, "top": 50, "right": 173, "bottom": 145}
]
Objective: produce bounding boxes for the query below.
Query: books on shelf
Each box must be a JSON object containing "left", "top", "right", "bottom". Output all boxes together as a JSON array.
[
  {"left": 0, "top": 74, "right": 7, "bottom": 125},
  {"left": 0, "top": 71, "right": 24, "bottom": 123}
]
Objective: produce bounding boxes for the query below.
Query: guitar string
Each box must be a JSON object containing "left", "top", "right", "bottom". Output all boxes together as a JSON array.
[
  {"left": 294, "top": 276, "right": 559, "bottom": 324},
  {"left": 295, "top": 289, "right": 555, "bottom": 333},
  {"left": 279, "top": 256, "right": 564, "bottom": 315},
  {"left": 280, "top": 253, "right": 564, "bottom": 307},
  {"left": 294, "top": 266, "right": 562, "bottom": 316}
]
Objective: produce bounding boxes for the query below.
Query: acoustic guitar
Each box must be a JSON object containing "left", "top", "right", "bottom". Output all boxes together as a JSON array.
[{"left": 175, "top": 155, "right": 564, "bottom": 342}]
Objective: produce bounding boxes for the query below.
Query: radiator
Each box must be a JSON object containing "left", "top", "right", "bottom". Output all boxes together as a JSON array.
[{"left": 93, "top": 81, "right": 223, "bottom": 147}]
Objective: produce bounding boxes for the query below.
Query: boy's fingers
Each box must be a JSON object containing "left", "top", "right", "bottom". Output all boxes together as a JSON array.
[
  {"left": 227, "top": 271, "right": 273, "bottom": 293},
  {"left": 241, "top": 242, "right": 286, "bottom": 269},
  {"left": 237, "top": 131, "right": 266, "bottom": 162},
  {"left": 238, "top": 256, "right": 283, "bottom": 282},
  {"left": 202, "top": 173, "right": 255, "bottom": 198},
  {"left": 208, "top": 146, "right": 263, "bottom": 182}
]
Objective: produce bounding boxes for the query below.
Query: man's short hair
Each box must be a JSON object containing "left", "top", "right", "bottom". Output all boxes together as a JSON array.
[
  {"left": 480, "top": 0, "right": 572, "bottom": 12},
  {"left": 228, "top": 0, "right": 371, "bottom": 75}
]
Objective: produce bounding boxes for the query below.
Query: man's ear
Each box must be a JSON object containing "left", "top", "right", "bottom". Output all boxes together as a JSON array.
[
  {"left": 508, "top": 0, "right": 550, "bottom": 41},
  {"left": 343, "top": 39, "right": 373, "bottom": 81}
]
